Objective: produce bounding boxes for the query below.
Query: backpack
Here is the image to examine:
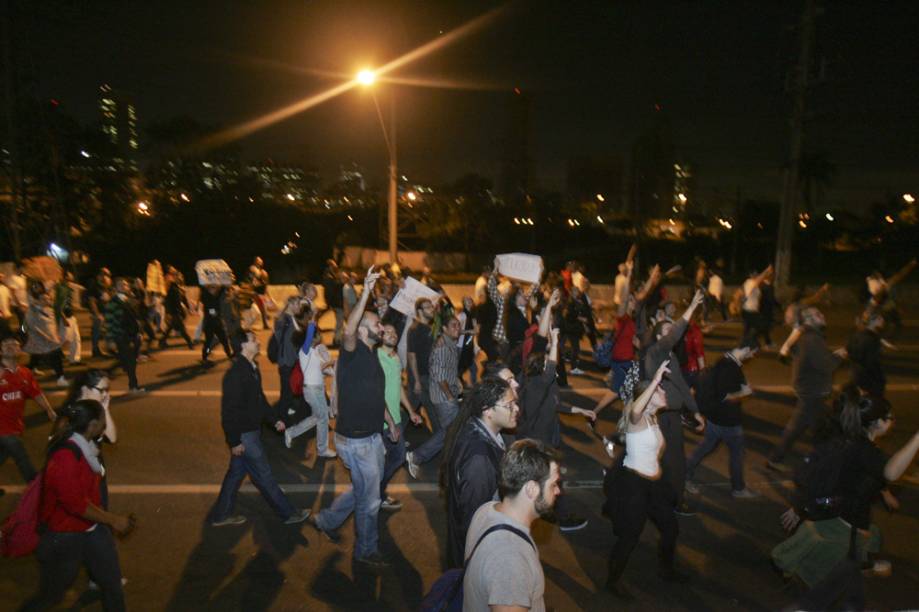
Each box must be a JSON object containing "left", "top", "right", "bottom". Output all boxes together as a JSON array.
[
  {"left": 1, "top": 442, "right": 82, "bottom": 558},
  {"left": 267, "top": 317, "right": 291, "bottom": 364},
  {"left": 420, "top": 523, "right": 535, "bottom": 612},
  {"left": 794, "top": 437, "right": 852, "bottom": 522},
  {"left": 289, "top": 365, "right": 304, "bottom": 397}
]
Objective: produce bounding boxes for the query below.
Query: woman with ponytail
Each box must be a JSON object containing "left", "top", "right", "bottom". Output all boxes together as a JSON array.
[
  {"left": 773, "top": 388, "right": 919, "bottom": 609},
  {"left": 23, "top": 399, "right": 133, "bottom": 612}
]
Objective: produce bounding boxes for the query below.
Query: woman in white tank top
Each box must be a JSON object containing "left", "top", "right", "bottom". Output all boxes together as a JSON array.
[{"left": 606, "top": 359, "right": 689, "bottom": 600}]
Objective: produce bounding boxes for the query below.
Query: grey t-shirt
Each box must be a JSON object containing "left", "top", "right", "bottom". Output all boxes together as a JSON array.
[{"left": 462, "top": 502, "right": 544, "bottom": 612}]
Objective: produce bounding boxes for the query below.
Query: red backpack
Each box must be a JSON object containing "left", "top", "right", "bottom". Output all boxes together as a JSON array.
[
  {"left": 1, "top": 443, "right": 82, "bottom": 558},
  {"left": 289, "top": 365, "right": 304, "bottom": 397}
]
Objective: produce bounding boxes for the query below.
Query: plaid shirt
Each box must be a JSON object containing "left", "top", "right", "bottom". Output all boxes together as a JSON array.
[
  {"left": 488, "top": 273, "right": 536, "bottom": 344},
  {"left": 428, "top": 337, "right": 461, "bottom": 405}
]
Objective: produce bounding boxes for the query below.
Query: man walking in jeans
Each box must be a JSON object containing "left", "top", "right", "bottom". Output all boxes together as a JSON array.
[
  {"left": 210, "top": 329, "right": 311, "bottom": 527},
  {"left": 406, "top": 316, "right": 463, "bottom": 478},
  {"left": 685, "top": 341, "right": 760, "bottom": 499},
  {"left": 308, "top": 266, "right": 398, "bottom": 569}
]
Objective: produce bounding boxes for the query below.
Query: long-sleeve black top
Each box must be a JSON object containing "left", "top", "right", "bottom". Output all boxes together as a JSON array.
[{"left": 220, "top": 357, "right": 281, "bottom": 447}]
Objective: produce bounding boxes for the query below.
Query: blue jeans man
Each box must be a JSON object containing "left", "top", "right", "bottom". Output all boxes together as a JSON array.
[
  {"left": 211, "top": 430, "right": 298, "bottom": 522},
  {"left": 314, "top": 433, "right": 385, "bottom": 560},
  {"left": 686, "top": 422, "right": 746, "bottom": 492},
  {"left": 409, "top": 399, "right": 459, "bottom": 465}
]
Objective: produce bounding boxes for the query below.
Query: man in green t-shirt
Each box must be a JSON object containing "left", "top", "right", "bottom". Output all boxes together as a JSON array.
[{"left": 377, "top": 323, "right": 423, "bottom": 511}]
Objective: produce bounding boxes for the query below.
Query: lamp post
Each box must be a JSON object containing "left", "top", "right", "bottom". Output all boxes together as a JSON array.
[{"left": 357, "top": 69, "right": 398, "bottom": 263}]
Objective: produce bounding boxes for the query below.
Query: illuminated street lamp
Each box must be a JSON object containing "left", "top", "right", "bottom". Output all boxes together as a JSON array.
[
  {"left": 136, "top": 201, "right": 151, "bottom": 216},
  {"left": 357, "top": 68, "right": 398, "bottom": 263},
  {"left": 904, "top": 193, "right": 916, "bottom": 204}
]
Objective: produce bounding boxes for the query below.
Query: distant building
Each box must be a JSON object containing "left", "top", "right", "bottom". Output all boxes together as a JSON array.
[
  {"left": 98, "top": 84, "right": 139, "bottom": 167},
  {"left": 566, "top": 156, "right": 625, "bottom": 211},
  {"left": 247, "top": 161, "right": 320, "bottom": 204}
]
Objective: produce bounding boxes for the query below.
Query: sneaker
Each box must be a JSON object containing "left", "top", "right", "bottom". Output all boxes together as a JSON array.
[
  {"left": 570, "top": 368, "right": 585, "bottom": 376},
  {"left": 658, "top": 567, "right": 691, "bottom": 583},
  {"left": 211, "top": 515, "right": 247, "bottom": 527},
  {"left": 137, "top": 354, "right": 150, "bottom": 363},
  {"left": 287, "top": 408, "right": 297, "bottom": 416},
  {"left": 766, "top": 460, "right": 790, "bottom": 474},
  {"left": 88, "top": 577, "right": 128, "bottom": 590},
  {"left": 355, "top": 552, "right": 390, "bottom": 570},
  {"left": 731, "top": 487, "right": 760, "bottom": 499},
  {"left": 405, "top": 451, "right": 419, "bottom": 479},
  {"left": 307, "top": 514, "right": 341, "bottom": 543},
  {"left": 56, "top": 376, "right": 69, "bottom": 387},
  {"left": 684, "top": 480, "right": 700, "bottom": 495},
  {"left": 283, "top": 509, "right": 312, "bottom": 525},
  {"left": 318, "top": 449, "right": 338, "bottom": 459},
  {"left": 381, "top": 497, "right": 403, "bottom": 512},
  {"left": 128, "top": 387, "right": 146, "bottom": 395},
  {"left": 674, "top": 502, "right": 696, "bottom": 517},
  {"left": 558, "top": 514, "right": 588, "bottom": 532},
  {"left": 284, "top": 430, "right": 292, "bottom": 449}
]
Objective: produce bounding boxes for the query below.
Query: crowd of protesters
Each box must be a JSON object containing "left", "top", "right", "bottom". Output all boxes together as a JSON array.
[{"left": 2, "top": 249, "right": 919, "bottom": 611}]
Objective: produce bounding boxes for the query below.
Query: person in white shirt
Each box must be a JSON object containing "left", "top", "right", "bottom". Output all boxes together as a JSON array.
[
  {"left": 0, "top": 273, "right": 14, "bottom": 334},
  {"left": 284, "top": 319, "right": 336, "bottom": 457},
  {"left": 707, "top": 269, "right": 726, "bottom": 321},
  {"left": 7, "top": 267, "right": 28, "bottom": 325},
  {"left": 741, "top": 265, "right": 771, "bottom": 344}
]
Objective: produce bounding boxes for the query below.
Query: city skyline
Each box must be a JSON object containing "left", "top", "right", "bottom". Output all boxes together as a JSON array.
[{"left": 9, "top": 1, "right": 919, "bottom": 210}]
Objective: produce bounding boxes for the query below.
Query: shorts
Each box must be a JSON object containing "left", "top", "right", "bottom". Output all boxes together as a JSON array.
[{"left": 606, "top": 360, "right": 633, "bottom": 395}]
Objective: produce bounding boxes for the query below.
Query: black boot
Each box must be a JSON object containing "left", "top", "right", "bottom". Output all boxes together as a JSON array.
[{"left": 606, "top": 556, "right": 635, "bottom": 601}]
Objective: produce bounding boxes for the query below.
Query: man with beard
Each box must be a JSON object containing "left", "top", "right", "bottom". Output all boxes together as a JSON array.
[
  {"left": 308, "top": 266, "right": 398, "bottom": 569},
  {"left": 377, "top": 323, "right": 423, "bottom": 511},
  {"left": 462, "top": 439, "right": 562, "bottom": 612},
  {"left": 407, "top": 298, "right": 435, "bottom": 421}
]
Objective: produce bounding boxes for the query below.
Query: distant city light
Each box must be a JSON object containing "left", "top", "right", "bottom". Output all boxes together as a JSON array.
[
  {"left": 904, "top": 193, "right": 916, "bottom": 204},
  {"left": 885, "top": 215, "right": 895, "bottom": 224},
  {"left": 513, "top": 217, "right": 520, "bottom": 225},
  {"left": 406, "top": 191, "right": 417, "bottom": 202},
  {"left": 179, "top": 193, "right": 190, "bottom": 202},
  {"left": 677, "top": 193, "right": 687, "bottom": 204},
  {"left": 596, "top": 215, "right": 605, "bottom": 224},
  {"left": 80, "top": 150, "right": 90, "bottom": 158},
  {"left": 825, "top": 213, "right": 834, "bottom": 221},
  {"left": 596, "top": 193, "right": 605, "bottom": 202},
  {"left": 356, "top": 69, "right": 376, "bottom": 86},
  {"left": 798, "top": 220, "right": 807, "bottom": 228},
  {"left": 286, "top": 193, "right": 296, "bottom": 201},
  {"left": 347, "top": 215, "right": 353, "bottom": 221},
  {"left": 136, "top": 201, "right": 150, "bottom": 216},
  {"left": 47, "top": 242, "right": 69, "bottom": 261}
]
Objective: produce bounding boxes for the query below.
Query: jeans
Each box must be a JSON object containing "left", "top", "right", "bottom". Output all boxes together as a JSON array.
[
  {"left": 202, "top": 316, "right": 232, "bottom": 361},
  {"left": 277, "top": 365, "right": 295, "bottom": 419},
  {"left": 0, "top": 434, "right": 37, "bottom": 482},
  {"left": 316, "top": 433, "right": 385, "bottom": 559},
  {"left": 686, "top": 423, "right": 746, "bottom": 492},
  {"left": 381, "top": 422, "right": 407, "bottom": 497},
  {"left": 211, "top": 430, "right": 297, "bottom": 522},
  {"left": 23, "top": 527, "right": 125, "bottom": 612},
  {"left": 769, "top": 395, "right": 827, "bottom": 463},
  {"left": 410, "top": 399, "right": 459, "bottom": 465},
  {"left": 302, "top": 384, "right": 331, "bottom": 454}
]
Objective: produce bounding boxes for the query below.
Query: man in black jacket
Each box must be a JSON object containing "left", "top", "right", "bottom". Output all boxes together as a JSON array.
[
  {"left": 441, "top": 375, "right": 519, "bottom": 568},
  {"left": 846, "top": 312, "right": 885, "bottom": 397},
  {"left": 210, "top": 329, "right": 311, "bottom": 527}
]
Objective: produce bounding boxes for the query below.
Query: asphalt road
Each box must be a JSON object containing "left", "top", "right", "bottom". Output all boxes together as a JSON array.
[{"left": 2, "top": 309, "right": 918, "bottom": 611}]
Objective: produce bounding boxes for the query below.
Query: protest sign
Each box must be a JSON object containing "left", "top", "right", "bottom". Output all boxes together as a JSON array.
[
  {"left": 389, "top": 277, "right": 440, "bottom": 315},
  {"left": 495, "top": 253, "right": 544, "bottom": 285},
  {"left": 195, "top": 259, "right": 234, "bottom": 286}
]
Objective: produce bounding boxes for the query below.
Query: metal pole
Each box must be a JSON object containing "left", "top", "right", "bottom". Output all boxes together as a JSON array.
[
  {"left": 775, "top": 0, "right": 816, "bottom": 289},
  {"left": 387, "top": 90, "right": 398, "bottom": 263}
]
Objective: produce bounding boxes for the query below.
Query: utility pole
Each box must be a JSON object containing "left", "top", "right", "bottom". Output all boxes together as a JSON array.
[
  {"left": 774, "top": 0, "right": 817, "bottom": 289},
  {"left": 2, "top": 0, "right": 22, "bottom": 262},
  {"left": 387, "top": 92, "right": 398, "bottom": 264}
]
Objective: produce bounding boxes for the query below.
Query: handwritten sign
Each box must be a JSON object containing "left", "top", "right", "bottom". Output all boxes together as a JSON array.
[
  {"left": 389, "top": 277, "right": 440, "bottom": 315},
  {"left": 195, "top": 259, "right": 234, "bottom": 286},
  {"left": 495, "top": 253, "right": 544, "bottom": 285}
]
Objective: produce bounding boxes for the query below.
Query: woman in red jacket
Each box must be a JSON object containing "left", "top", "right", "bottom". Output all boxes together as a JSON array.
[{"left": 22, "top": 399, "right": 133, "bottom": 612}]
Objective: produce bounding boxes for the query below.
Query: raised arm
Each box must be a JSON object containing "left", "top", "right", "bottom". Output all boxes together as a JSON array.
[
  {"left": 635, "top": 264, "right": 661, "bottom": 303},
  {"left": 538, "top": 289, "right": 560, "bottom": 338},
  {"left": 342, "top": 266, "right": 380, "bottom": 352},
  {"left": 616, "top": 262, "right": 634, "bottom": 317},
  {"left": 887, "top": 258, "right": 918, "bottom": 288},
  {"left": 627, "top": 360, "right": 670, "bottom": 425},
  {"left": 800, "top": 283, "right": 830, "bottom": 308}
]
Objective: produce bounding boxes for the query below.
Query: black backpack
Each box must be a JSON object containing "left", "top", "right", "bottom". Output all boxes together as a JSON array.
[{"left": 794, "top": 437, "right": 852, "bottom": 521}]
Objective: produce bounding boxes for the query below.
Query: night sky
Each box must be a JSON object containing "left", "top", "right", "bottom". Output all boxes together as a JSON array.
[{"left": 16, "top": 1, "right": 919, "bottom": 208}]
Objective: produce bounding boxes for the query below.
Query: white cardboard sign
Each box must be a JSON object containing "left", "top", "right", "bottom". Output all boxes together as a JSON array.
[
  {"left": 495, "top": 253, "right": 544, "bottom": 285},
  {"left": 195, "top": 259, "right": 234, "bottom": 286},
  {"left": 389, "top": 277, "right": 440, "bottom": 315}
]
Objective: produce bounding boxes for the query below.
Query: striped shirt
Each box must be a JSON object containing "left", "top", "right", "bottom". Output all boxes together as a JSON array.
[{"left": 428, "top": 336, "right": 461, "bottom": 405}]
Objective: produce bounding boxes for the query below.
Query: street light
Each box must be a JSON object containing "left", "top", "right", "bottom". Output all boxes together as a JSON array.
[
  {"left": 904, "top": 193, "right": 916, "bottom": 204},
  {"left": 357, "top": 68, "right": 398, "bottom": 263}
]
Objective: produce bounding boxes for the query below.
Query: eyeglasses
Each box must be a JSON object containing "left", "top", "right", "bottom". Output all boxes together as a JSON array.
[
  {"left": 492, "top": 401, "right": 517, "bottom": 412},
  {"left": 92, "top": 385, "right": 110, "bottom": 394}
]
